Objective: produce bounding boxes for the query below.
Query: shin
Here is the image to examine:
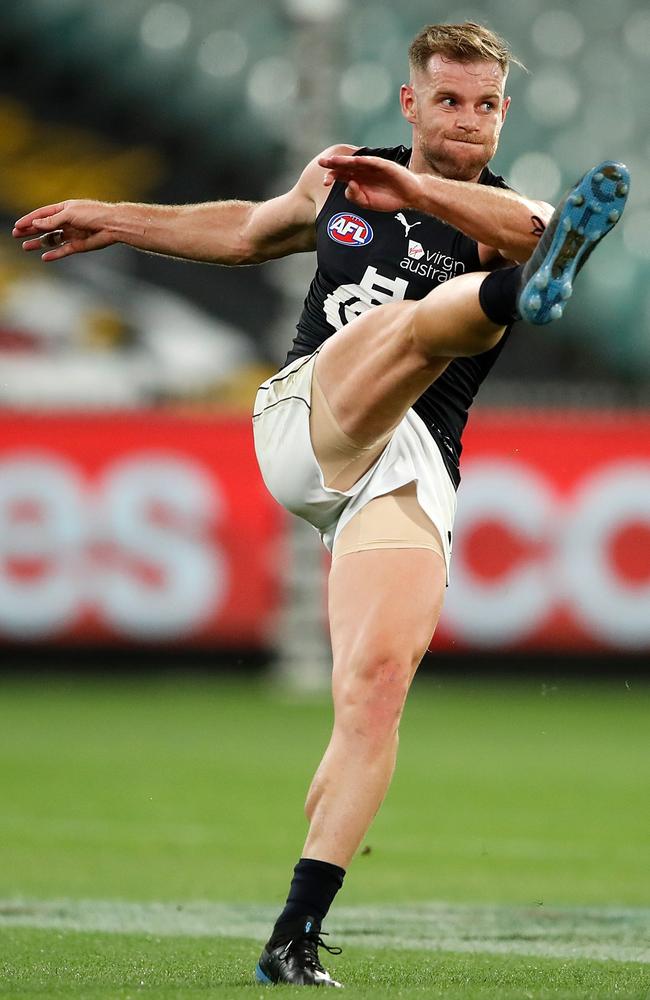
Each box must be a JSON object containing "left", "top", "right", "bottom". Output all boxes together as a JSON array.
[{"left": 302, "top": 547, "right": 446, "bottom": 868}]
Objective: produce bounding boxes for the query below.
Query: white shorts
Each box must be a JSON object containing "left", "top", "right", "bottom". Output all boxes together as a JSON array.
[{"left": 252, "top": 352, "right": 457, "bottom": 581}]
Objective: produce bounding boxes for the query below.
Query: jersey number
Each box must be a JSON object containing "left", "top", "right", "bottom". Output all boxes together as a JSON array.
[{"left": 323, "top": 266, "right": 409, "bottom": 331}]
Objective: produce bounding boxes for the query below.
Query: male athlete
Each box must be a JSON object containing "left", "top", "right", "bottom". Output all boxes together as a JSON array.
[{"left": 13, "top": 22, "right": 628, "bottom": 989}]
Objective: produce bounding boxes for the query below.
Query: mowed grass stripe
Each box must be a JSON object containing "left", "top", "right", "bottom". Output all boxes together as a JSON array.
[{"left": 1, "top": 899, "right": 648, "bottom": 965}]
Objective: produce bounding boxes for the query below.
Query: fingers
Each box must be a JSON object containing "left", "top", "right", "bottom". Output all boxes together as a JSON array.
[
  {"left": 12, "top": 203, "right": 67, "bottom": 236},
  {"left": 319, "top": 155, "right": 388, "bottom": 189},
  {"left": 13, "top": 219, "right": 64, "bottom": 238},
  {"left": 12, "top": 224, "right": 49, "bottom": 238},
  {"left": 38, "top": 230, "right": 67, "bottom": 250},
  {"left": 318, "top": 154, "right": 379, "bottom": 170},
  {"left": 20, "top": 237, "right": 48, "bottom": 253},
  {"left": 319, "top": 155, "right": 357, "bottom": 177},
  {"left": 321, "top": 163, "right": 357, "bottom": 187},
  {"left": 344, "top": 181, "right": 368, "bottom": 208},
  {"left": 38, "top": 231, "right": 108, "bottom": 262},
  {"left": 20, "top": 229, "right": 67, "bottom": 257},
  {"left": 40, "top": 242, "right": 78, "bottom": 263},
  {"left": 318, "top": 155, "right": 359, "bottom": 183},
  {"left": 318, "top": 154, "right": 357, "bottom": 169}
]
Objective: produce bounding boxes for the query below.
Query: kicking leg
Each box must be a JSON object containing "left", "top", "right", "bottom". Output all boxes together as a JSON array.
[
  {"left": 315, "top": 269, "right": 502, "bottom": 447},
  {"left": 315, "top": 158, "right": 630, "bottom": 448}
]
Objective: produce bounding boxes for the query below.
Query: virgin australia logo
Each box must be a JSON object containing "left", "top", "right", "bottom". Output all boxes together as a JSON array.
[{"left": 400, "top": 245, "right": 466, "bottom": 282}]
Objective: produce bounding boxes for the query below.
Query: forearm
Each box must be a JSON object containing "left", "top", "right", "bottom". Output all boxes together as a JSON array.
[
  {"left": 412, "top": 176, "right": 550, "bottom": 260},
  {"left": 15, "top": 161, "right": 317, "bottom": 264},
  {"left": 108, "top": 199, "right": 258, "bottom": 265}
]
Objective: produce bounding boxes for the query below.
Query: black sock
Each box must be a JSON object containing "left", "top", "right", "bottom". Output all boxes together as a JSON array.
[
  {"left": 267, "top": 857, "right": 346, "bottom": 949},
  {"left": 478, "top": 265, "right": 523, "bottom": 326}
]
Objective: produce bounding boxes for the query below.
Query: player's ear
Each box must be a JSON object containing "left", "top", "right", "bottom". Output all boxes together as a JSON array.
[
  {"left": 501, "top": 95, "right": 511, "bottom": 122},
  {"left": 400, "top": 83, "right": 417, "bottom": 124}
]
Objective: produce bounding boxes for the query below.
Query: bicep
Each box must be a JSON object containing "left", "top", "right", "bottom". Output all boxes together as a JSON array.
[
  {"left": 245, "top": 189, "right": 317, "bottom": 262},
  {"left": 244, "top": 143, "right": 358, "bottom": 263}
]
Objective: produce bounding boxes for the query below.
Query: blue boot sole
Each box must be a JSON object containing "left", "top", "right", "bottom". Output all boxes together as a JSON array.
[
  {"left": 255, "top": 961, "right": 273, "bottom": 984},
  {"left": 518, "top": 161, "right": 629, "bottom": 325}
]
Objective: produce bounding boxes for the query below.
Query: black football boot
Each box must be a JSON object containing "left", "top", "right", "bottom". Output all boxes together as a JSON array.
[
  {"left": 518, "top": 160, "right": 629, "bottom": 324},
  {"left": 255, "top": 916, "right": 343, "bottom": 987}
]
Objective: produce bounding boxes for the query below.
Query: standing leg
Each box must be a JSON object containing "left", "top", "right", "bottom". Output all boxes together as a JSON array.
[
  {"left": 303, "top": 545, "right": 446, "bottom": 867},
  {"left": 256, "top": 543, "right": 446, "bottom": 988}
]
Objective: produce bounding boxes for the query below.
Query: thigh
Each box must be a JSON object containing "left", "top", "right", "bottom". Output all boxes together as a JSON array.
[
  {"left": 328, "top": 545, "right": 446, "bottom": 693},
  {"left": 310, "top": 362, "right": 394, "bottom": 491},
  {"left": 332, "top": 482, "right": 445, "bottom": 560},
  {"left": 315, "top": 270, "right": 502, "bottom": 448},
  {"left": 315, "top": 298, "right": 448, "bottom": 449}
]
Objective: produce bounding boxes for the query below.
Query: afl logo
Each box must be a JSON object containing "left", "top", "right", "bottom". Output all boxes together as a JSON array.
[{"left": 327, "top": 212, "right": 373, "bottom": 247}]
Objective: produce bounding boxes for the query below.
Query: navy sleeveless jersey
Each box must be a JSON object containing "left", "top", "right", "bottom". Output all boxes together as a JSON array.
[{"left": 284, "top": 145, "right": 513, "bottom": 489}]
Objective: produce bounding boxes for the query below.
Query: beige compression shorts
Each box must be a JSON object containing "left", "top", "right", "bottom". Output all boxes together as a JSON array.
[
  {"left": 309, "top": 368, "right": 445, "bottom": 563},
  {"left": 252, "top": 351, "right": 456, "bottom": 582}
]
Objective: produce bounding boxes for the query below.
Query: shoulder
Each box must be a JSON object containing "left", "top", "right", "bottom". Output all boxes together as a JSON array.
[
  {"left": 299, "top": 144, "right": 359, "bottom": 191},
  {"left": 357, "top": 144, "right": 411, "bottom": 165},
  {"left": 298, "top": 144, "right": 359, "bottom": 213}
]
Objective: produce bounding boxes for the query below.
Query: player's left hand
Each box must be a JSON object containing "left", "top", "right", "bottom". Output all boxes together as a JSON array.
[{"left": 319, "top": 154, "right": 423, "bottom": 213}]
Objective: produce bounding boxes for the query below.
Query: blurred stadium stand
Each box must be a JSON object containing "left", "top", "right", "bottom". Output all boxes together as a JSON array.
[
  {"left": 0, "top": 0, "right": 648, "bottom": 667},
  {"left": 2, "top": 0, "right": 650, "bottom": 397}
]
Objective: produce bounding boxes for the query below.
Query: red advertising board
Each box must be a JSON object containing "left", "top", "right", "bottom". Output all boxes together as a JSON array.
[
  {"left": 0, "top": 412, "right": 285, "bottom": 646},
  {"left": 435, "top": 410, "right": 650, "bottom": 651},
  {"left": 0, "top": 409, "right": 649, "bottom": 651}
]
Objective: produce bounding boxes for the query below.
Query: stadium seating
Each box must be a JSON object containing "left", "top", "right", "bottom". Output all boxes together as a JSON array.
[{"left": 2, "top": 0, "right": 649, "bottom": 379}]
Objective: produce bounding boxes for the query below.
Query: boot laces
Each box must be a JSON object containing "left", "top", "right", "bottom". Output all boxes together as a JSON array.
[{"left": 283, "top": 930, "right": 342, "bottom": 971}]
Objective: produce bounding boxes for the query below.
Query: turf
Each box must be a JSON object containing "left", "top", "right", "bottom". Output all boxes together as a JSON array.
[
  {"left": 2, "top": 926, "right": 649, "bottom": 999},
  {"left": 0, "top": 674, "right": 648, "bottom": 997}
]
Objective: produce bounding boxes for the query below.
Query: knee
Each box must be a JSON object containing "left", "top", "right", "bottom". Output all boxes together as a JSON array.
[{"left": 333, "top": 653, "right": 413, "bottom": 745}]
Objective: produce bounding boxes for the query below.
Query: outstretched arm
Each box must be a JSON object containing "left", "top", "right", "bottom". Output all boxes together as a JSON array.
[
  {"left": 12, "top": 145, "right": 354, "bottom": 265},
  {"left": 319, "top": 153, "right": 553, "bottom": 264}
]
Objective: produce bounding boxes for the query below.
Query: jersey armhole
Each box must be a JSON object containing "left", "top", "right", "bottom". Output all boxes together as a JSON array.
[
  {"left": 315, "top": 182, "right": 346, "bottom": 228},
  {"left": 314, "top": 146, "right": 369, "bottom": 228}
]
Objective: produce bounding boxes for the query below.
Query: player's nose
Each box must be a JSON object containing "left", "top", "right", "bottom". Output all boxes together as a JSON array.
[{"left": 455, "top": 118, "right": 480, "bottom": 132}]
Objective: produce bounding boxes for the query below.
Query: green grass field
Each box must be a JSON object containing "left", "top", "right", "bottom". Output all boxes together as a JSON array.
[{"left": 1, "top": 673, "right": 648, "bottom": 998}]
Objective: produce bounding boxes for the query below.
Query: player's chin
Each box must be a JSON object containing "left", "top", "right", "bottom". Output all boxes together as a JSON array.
[
  {"left": 438, "top": 155, "right": 488, "bottom": 182},
  {"left": 446, "top": 145, "right": 491, "bottom": 178}
]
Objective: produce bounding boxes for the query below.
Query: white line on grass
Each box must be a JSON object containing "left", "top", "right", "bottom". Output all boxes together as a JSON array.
[{"left": 0, "top": 900, "right": 648, "bottom": 965}]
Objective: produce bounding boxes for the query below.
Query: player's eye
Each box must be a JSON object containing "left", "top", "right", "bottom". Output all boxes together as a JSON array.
[
  {"left": 441, "top": 97, "right": 456, "bottom": 107},
  {"left": 481, "top": 101, "right": 496, "bottom": 111}
]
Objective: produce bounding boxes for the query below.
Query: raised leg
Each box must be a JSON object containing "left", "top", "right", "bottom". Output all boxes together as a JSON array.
[{"left": 315, "top": 270, "right": 504, "bottom": 447}]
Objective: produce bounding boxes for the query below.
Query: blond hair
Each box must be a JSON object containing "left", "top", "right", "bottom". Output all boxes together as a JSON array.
[{"left": 408, "top": 22, "right": 524, "bottom": 77}]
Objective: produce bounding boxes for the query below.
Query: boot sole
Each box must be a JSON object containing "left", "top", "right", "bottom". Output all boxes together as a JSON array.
[
  {"left": 255, "top": 960, "right": 274, "bottom": 984},
  {"left": 518, "top": 161, "right": 629, "bottom": 325}
]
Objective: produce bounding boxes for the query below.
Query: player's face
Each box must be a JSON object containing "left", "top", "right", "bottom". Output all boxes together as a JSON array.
[{"left": 400, "top": 56, "right": 510, "bottom": 182}]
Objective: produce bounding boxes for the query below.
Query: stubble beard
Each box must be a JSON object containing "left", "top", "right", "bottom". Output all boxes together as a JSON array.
[{"left": 418, "top": 131, "right": 497, "bottom": 182}]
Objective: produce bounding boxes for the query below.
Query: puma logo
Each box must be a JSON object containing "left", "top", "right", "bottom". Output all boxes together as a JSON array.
[{"left": 395, "top": 212, "right": 422, "bottom": 238}]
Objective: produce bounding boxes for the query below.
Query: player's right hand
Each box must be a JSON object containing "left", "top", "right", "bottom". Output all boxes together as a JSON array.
[{"left": 12, "top": 200, "right": 117, "bottom": 261}]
